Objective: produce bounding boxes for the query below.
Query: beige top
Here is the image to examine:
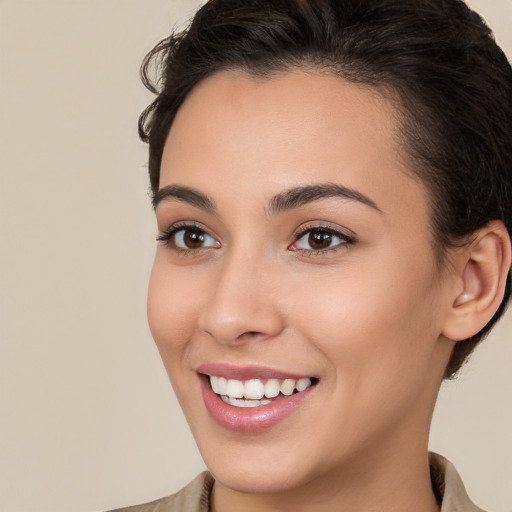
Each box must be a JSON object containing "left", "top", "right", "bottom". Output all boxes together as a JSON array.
[{"left": 110, "top": 453, "right": 485, "bottom": 512}]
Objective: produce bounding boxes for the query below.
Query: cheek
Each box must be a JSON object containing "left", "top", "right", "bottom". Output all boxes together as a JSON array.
[
  {"left": 147, "top": 255, "right": 208, "bottom": 414},
  {"left": 291, "top": 265, "right": 441, "bottom": 452},
  {"left": 147, "top": 253, "right": 202, "bottom": 358},
  {"left": 291, "top": 256, "right": 440, "bottom": 389}
]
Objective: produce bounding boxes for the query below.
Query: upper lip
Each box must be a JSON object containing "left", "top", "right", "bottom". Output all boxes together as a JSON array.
[{"left": 196, "top": 363, "right": 315, "bottom": 381}]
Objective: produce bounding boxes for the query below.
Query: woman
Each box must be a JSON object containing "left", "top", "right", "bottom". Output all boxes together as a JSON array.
[{"left": 115, "top": 0, "right": 512, "bottom": 510}]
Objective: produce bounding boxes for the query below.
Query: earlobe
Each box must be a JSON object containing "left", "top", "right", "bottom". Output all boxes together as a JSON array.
[{"left": 442, "top": 221, "right": 511, "bottom": 341}]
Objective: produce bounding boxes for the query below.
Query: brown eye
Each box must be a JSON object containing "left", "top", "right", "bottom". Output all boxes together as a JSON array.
[
  {"left": 173, "top": 227, "right": 220, "bottom": 250},
  {"left": 292, "top": 227, "right": 352, "bottom": 253},
  {"left": 308, "top": 230, "right": 333, "bottom": 250},
  {"left": 182, "top": 229, "right": 206, "bottom": 248}
]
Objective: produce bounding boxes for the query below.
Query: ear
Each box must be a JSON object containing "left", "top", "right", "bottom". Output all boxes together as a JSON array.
[{"left": 442, "top": 221, "right": 511, "bottom": 341}]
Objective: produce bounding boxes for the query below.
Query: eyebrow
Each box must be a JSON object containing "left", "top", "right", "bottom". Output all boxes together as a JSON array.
[
  {"left": 153, "top": 185, "right": 217, "bottom": 212},
  {"left": 154, "top": 182, "right": 382, "bottom": 215},
  {"left": 267, "top": 183, "right": 382, "bottom": 215}
]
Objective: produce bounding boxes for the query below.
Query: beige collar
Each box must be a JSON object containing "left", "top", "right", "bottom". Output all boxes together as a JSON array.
[{"left": 430, "top": 452, "right": 486, "bottom": 512}]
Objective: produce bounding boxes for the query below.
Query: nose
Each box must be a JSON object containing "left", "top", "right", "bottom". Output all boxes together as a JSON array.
[{"left": 198, "top": 248, "right": 286, "bottom": 346}]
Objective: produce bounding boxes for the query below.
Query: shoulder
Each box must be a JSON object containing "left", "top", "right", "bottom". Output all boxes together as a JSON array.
[{"left": 108, "top": 471, "right": 214, "bottom": 512}]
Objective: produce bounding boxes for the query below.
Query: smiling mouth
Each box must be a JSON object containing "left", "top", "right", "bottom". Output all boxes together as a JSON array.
[{"left": 207, "top": 375, "right": 318, "bottom": 408}]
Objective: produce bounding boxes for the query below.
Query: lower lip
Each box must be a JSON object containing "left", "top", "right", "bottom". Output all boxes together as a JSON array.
[{"left": 200, "top": 376, "right": 316, "bottom": 433}]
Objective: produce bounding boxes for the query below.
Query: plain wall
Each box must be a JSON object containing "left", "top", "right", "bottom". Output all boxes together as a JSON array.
[{"left": 0, "top": 1, "right": 510, "bottom": 511}]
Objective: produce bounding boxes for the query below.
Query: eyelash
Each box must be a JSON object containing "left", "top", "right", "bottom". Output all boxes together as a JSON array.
[
  {"left": 156, "top": 222, "right": 215, "bottom": 255},
  {"left": 291, "top": 224, "right": 355, "bottom": 256},
  {"left": 156, "top": 222, "right": 355, "bottom": 256}
]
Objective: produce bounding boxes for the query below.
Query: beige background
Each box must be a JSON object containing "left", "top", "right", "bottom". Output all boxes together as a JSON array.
[{"left": 0, "top": 1, "right": 510, "bottom": 511}]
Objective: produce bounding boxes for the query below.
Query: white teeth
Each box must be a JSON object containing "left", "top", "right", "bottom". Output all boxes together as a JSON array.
[
  {"left": 296, "top": 378, "right": 312, "bottom": 392},
  {"left": 208, "top": 375, "right": 314, "bottom": 402},
  {"left": 217, "top": 377, "right": 228, "bottom": 395},
  {"left": 280, "top": 379, "right": 296, "bottom": 396},
  {"left": 264, "top": 379, "right": 281, "bottom": 398},
  {"left": 210, "top": 375, "right": 220, "bottom": 394},
  {"left": 210, "top": 375, "right": 228, "bottom": 395},
  {"left": 226, "top": 379, "right": 244, "bottom": 398},
  {"left": 221, "top": 396, "right": 272, "bottom": 408},
  {"left": 244, "top": 379, "right": 265, "bottom": 399}
]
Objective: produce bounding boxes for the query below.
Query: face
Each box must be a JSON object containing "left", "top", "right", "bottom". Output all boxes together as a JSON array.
[{"left": 148, "top": 70, "right": 455, "bottom": 495}]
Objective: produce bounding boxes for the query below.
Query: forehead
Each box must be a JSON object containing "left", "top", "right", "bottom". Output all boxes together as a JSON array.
[
  {"left": 161, "top": 70, "right": 429, "bottom": 228},
  {"left": 165, "top": 69, "right": 400, "bottom": 174}
]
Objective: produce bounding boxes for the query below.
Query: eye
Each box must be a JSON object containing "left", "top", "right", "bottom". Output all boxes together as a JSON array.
[
  {"left": 157, "top": 225, "right": 220, "bottom": 250},
  {"left": 174, "top": 227, "right": 218, "bottom": 249},
  {"left": 290, "top": 226, "right": 354, "bottom": 253}
]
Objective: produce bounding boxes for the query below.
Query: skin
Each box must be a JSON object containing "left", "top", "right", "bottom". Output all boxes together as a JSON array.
[{"left": 148, "top": 70, "right": 461, "bottom": 512}]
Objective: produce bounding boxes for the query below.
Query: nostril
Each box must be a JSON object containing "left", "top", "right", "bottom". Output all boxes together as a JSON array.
[
  {"left": 234, "top": 330, "right": 266, "bottom": 343},
  {"left": 238, "top": 331, "right": 265, "bottom": 340}
]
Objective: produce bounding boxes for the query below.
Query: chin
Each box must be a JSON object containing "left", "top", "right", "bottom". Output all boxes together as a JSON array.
[
  {"left": 192, "top": 427, "right": 327, "bottom": 495},
  {"left": 206, "top": 457, "right": 309, "bottom": 495}
]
